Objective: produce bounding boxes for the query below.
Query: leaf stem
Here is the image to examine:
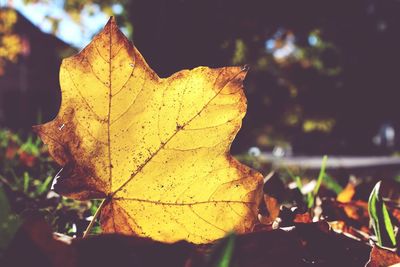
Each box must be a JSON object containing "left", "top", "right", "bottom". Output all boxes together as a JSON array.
[{"left": 83, "top": 198, "right": 107, "bottom": 238}]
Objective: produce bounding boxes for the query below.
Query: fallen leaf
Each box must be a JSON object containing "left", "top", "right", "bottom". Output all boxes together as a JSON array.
[
  {"left": 293, "top": 212, "right": 312, "bottom": 223},
  {"left": 259, "top": 172, "right": 282, "bottom": 225},
  {"left": 3, "top": 214, "right": 75, "bottom": 267},
  {"left": 366, "top": 246, "right": 400, "bottom": 267},
  {"left": 18, "top": 151, "right": 36, "bottom": 167},
  {"left": 3, "top": 215, "right": 195, "bottom": 267},
  {"left": 259, "top": 195, "right": 280, "bottom": 225},
  {"left": 34, "top": 18, "right": 263, "bottom": 244},
  {"left": 5, "top": 143, "right": 18, "bottom": 159},
  {"left": 3, "top": 215, "right": 372, "bottom": 267},
  {"left": 337, "top": 180, "right": 356, "bottom": 203},
  {"left": 391, "top": 208, "right": 400, "bottom": 224},
  {"left": 342, "top": 200, "right": 369, "bottom": 222}
]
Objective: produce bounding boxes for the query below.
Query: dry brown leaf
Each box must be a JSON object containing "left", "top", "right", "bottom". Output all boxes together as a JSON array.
[
  {"left": 366, "top": 246, "right": 400, "bottom": 267},
  {"left": 341, "top": 200, "right": 369, "bottom": 222},
  {"left": 3, "top": 215, "right": 75, "bottom": 267},
  {"left": 34, "top": 18, "right": 263, "bottom": 244},
  {"left": 293, "top": 213, "right": 312, "bottom": 223},
  {"left": 258, "top": 194, "right": 280, "bottom": 225}
]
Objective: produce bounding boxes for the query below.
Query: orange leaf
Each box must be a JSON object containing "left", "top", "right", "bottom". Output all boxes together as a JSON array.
[
  {"left": 366, "top": 246, "right": 400, "bottom": 267},
  {"left": 337, "top": 180, "right": 356, "bottom": 203}
]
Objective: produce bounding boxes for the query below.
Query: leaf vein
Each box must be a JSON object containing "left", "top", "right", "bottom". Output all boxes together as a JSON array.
[
  {"left": 111, "top": 68, "right": 246, "bottom": 196},
  {"left": 65, "top": 68, "right": 104, "bottom": 122},
  {"left": 110, "top": 76, "right": 146, "bottom": 126}
]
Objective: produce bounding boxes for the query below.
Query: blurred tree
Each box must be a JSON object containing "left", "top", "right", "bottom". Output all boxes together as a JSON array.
[
  {"left": 126, "top": 0, "right": 400, "bottom": 154},
  {"left": 0, "top": 9, "right": 23, "bottom": 75},
  {"left": 0, "top": 7, "right": 73, "bottom": 129}
]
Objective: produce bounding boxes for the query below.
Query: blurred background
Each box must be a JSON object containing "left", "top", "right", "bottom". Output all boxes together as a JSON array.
[
  {"left": 2, "top": 1, "right": 400, "bottom": 257},
  {"left": 2, "top": 0, "right": 400, "bottom": 156}
]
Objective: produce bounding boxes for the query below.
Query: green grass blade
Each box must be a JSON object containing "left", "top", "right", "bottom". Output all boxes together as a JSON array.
[
  {"left": 313, "top": 155, "right": 328, "bottom": 196},
  {"left": 215, "top": 233, "right": 236, "bottom": 267},
  {"left": 368, "top": 181, "right": 397, "bottom": 249},
  {"left": 0, "top": 186, "right": 11, "bottom": 223},
  {"left": 23, "top": 172, "right": 29, "bottom": 193},
  {"left": 322, "top": 173, "right": 343, "bottom": 195},
  {"left": 36, "top": 175, "right": 53, "bottom": 195},
  {"left": 294, "top": 176, "right": 303, "bottom": 191},
  {"left": 0, "top": 187, "right": 21, "bottom": 250},
  {"left": 307, "top": 192, "right": 314, "bottom": 209}
]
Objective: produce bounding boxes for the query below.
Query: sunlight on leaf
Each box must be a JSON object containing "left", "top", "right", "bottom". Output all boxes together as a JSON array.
[
  {"left": 337, "top": 178, "right": 355, "bottom": 203},
  {"left": 34, "top": 18, "right": 263, "bottom": 244}
]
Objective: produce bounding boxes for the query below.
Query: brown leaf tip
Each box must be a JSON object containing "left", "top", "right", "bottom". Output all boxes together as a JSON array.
[
  {"left": 105, "top": 16, "right": 117, "bottom": 29},
  {"left": 242, "top": 64, "right": 250, "bottom": 72}
]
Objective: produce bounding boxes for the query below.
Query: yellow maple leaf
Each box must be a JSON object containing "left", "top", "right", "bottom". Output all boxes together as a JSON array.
[{"left": 34, "top": 18, "right": 263, "bottom": 244}]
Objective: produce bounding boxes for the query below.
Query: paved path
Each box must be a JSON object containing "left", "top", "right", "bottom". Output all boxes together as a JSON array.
[{"left": 258, "top": 153, "right": 400, "bottom": 170}]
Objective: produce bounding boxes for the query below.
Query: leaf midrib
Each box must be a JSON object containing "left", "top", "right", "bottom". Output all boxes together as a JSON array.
[{"left": 107, "top": 22, "right": 113, "bottom": 193}]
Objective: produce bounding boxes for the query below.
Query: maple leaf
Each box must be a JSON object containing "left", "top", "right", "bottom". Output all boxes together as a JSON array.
[{"left": 34, "top": 18, "right": 263, "bottom": 244}]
